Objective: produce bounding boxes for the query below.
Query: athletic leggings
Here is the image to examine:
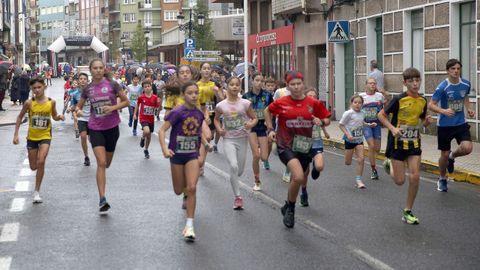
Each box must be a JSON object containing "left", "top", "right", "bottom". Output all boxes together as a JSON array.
[{"left": 223, "top": 137, "right": 249, "bottom": 197}]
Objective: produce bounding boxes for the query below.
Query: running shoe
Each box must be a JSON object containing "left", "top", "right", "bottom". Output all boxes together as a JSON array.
[
  {"left": 447, "top": 152, "right": 455, "bottom": 174},
  {"left": 402, "top": 209, "right": 419, "bottom": 225},
  {"left": 99, "top": 197, "right": 111, "bottom": 214},
  {"left": 132, "top": 130, "right": 137, "bottom": 136},
  {"left": 263, "top": 160, "right": 271, "bottom": 170},
  {"left": 84, "top": 157, "right": 90, "bottom": 166},
  {"left": 213, "top": 145, "right": 218, "bottom": 153},
  {"left": 33, "top": 191, "right": 43, "bottom": 204},
  {"left": 253, "top": 182, "right": 261, "bottom": 191},
  {"left": 311, "top": 160, "right": 320, "bottom": 180},
  {"left": 233, "top": 196, "right": 243, "bottom": 210},
  {"left": 371, "top": 168, "right": 379, "bottom": 180},
  {"left": 75, "top": 129, "right": 80, "bottom": 138},
  {"left": 144, "top": 150, "right": 150, "bottom": 159},
  {"left": 182, "top": 195, "right": 187, "bottom": 210},
  {"left": 183, "top": 226, "right": 196, "bottom": 242},
  {"left": 300, "top": 193, "right": 309, "bottom": 207},
  {"left": 280, "top": 201, "right": 295, "bottom": 228},
  {"left": 140, "top": 136, "right": 145, "bottom": 148},
  {"left": 356, "top": 180, "right": 366, "bottom": 189},
  {"left": 282, "top": 170, "right": 291, "bottom": 183},
  {"left": 383, "top": 158, "right": 391, "bottom": 175},
  {"left": 437, "top": 178, "right": 448, "bottom": 192}
]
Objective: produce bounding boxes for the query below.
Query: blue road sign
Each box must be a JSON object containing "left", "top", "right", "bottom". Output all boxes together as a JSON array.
[
  {"left": 328, "top": 21, "right": 350, "bottom": 43},
  {"left": 185, "top": 38, "right": 196, "bottom": 49},
  {"left": 184, "top": 49, "right": 195, "bottom": 60}
]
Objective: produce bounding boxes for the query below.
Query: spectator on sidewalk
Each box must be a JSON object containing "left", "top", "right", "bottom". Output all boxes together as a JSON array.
[
  {"left": 0, "top": 71, "right": 7, "bottom": 111},
  {"left": 19, "top": 71, "right": 30, "bottom": 105},
  {"left": 10, "top": 73, "right": 20, "bottom": 105},
  {"left": 368, "top": 60, "right": 384, "bottom": 91}
]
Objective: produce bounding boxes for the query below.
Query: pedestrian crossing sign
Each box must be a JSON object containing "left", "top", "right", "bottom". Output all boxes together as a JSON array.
[
  {"left": 328, "top": 21, "right": 350, "bottom": 43},
  {"left": 184, "top": 49, "right": 195, "bottom": 60}
]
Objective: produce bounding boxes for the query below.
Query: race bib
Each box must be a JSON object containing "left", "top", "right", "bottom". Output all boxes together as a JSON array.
[
  {"left": 92, "top": 100, "right": 112, "bottom": 117},
  {"left": 254, "top": 108, "right": 265, "bottom": 120},
  {"left": 206, "top": 101, "right": 215, "bottom": 113},
  {"left": 362, "top": 107, "right": 378, "bottom": 121},
  {"left": 31, "top": 115, "right": 50, "bottom": 129},
  {"left": 129, "top": 93, "right": 139, "bottom": 101},
  {"left": 400, "top": 125, "right": 420, "bottom": 141},
  {"left": 224, "top": 115, "right": 244, "bottom": 131},
  {"left": 292, "top": 135, "right": 313, "bottom": 154},
  {"left": 350, "top": 126, "right": 364, "bottom": 140},
  {"left": 176, "top": 136, "right": 198, "bottom": 153},
  {"left": 312, "top": 125, "right": 321, "bottom": 139},
  {"left": 143, "top": 105, "right": 155, "bottom": 115},
  {"left": 448, "top": 99, "right": 464, "bottom": 112}
]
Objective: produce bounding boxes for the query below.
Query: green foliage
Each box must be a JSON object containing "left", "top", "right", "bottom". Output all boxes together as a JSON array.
[
  {"left": 131, "top": 23, "right": 146, "bottom": 62},
  {"left": 192, "top": 0, "right": 217, "bottom": 51}
]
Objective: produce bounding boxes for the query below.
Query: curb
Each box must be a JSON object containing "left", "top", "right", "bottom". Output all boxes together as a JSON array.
[
  {"left": 0, "top": 117, "right": 27, "bottom": 127},
  {"left": 323, "top": 138, "right": 480, "bottom": 186}
]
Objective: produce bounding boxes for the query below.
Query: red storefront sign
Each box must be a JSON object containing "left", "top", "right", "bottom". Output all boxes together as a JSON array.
[{"left": 248, "top": 25, "right": 294, "bottom": 80}]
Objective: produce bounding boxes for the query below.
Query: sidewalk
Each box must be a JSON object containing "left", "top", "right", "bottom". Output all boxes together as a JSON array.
[
  {"left": 322, "top": 121, "right": 480, "bottom": 186},
  {"left": 0, "top": 95, "right": 25, "bottom": 127}
]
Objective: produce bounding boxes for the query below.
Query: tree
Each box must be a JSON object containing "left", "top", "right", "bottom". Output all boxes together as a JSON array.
[
  {"left": 192, "top": 0, "right": 217, "bottom": 51},
  {"left": 131, "top": 23, "right": 146, "bottom": 62}
]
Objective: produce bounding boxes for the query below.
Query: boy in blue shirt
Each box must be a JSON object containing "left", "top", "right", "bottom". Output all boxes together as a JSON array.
[{"left": 428, "top": 59, "right": 475, "bottom": 192}]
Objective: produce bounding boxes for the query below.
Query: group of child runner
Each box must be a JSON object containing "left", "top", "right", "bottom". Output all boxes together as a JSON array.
[{"left": 12, "top": 58, "right": 475, "bottom": 241}]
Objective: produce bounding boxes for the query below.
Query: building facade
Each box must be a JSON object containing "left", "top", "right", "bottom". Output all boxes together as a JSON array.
[{"left": 38, "top": 0, "right": 66, "bottom": 62}]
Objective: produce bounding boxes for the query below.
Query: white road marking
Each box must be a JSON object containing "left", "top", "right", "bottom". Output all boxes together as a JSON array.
[
  {"left": 23, "top": 158, "right": 29, "bottom": 165},
  {"left": 9, "top": 198, "right": 25, "bottom": 212},
  {"left": 14, "top": 181, "right": 29, "bottom": 192},
  {"left": 347, "top": 245, "right": 394, "bottom": 270},
  {"left": 19, "top": 168, "right": 34, "bottom": 176},
  {"left": 0, "top": 257, "right": 12, "bottom": 270},
  {"left": 0, "top": 223, "right": 19, "bottom": 242}
]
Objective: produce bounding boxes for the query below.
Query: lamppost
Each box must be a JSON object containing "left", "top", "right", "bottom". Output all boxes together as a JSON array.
[
  {"left": 144, "top": 28, "right": 150, "bottom": 64},
  {"left": 176, "top": 6, "right": 205, "bottom": 39},
  {"left": 120, "top": 35, "right": 126, "bottom": 67}
]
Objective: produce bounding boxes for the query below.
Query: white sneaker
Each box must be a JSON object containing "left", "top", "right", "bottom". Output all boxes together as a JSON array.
[
  {"left": 33, "top": 191, "right": 43, "bottom": 204},
  {"left": 253, "top": 182, "right": 261, "bottom": 191},
  {"left": 282, "top": 171, "right": 291, "bottom": 183}
]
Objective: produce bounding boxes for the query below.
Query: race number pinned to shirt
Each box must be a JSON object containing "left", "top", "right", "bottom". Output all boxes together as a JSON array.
[
  {"left": 362, "top": 107, "right": 378, "bottom": 121},
  {"left": 448, "top": 99, "right": 464, "bottom": 112},
  {"left": 292, "top": 135, "right": 313, "bottom": 154},
  {"left": 255, "top": 108, "right": 265, "bottom": 120},
  {"left": 143, "top": 105, "right": 155, "bottom": 115},
  {"left": 176, "top": 136, "right": 198, "bottom": 153},
  {"left": 92, "top": 100, "right": 112, "bottom": 117},
  {"left": 205, "top": 101, "right": 215, "bottom": 113},
  {"left": 224, "top": 114, "right": 244, "bottom": 131},
  {"left": 31, "top": 115, "right": 50, "bottom": 129},
  {"left": 350, "top": 126, "right": 364, "bottom": 140},
  {"left": 400, "top": 125, "right": 420, "bottom": 141}
]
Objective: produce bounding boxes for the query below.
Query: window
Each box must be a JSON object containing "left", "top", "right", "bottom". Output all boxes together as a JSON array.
[
  {"left": 145, "top": 0, "right": 152, "bottom": 4},
  {"left": 411, "top": 10, "right": 424, "bottom": 74},
  {"left": 124, "top": 0, "right": 135, "bottom": 4},
  {"left": 40, "top": 8, "right": 45, "bottom": 15},
  {"left": 144, "top": 12, "right": 152, "bottom": 25},
  {"left": 124, "top": 13, "right": 136, "bottom": 22},
  {"left": 375, "top": 17, "right": 383, "bottom": 71},
  {"left": 164, "top": 11, "right": 177, "bottom": 21},
  {"left": 460, "top": 1, "right": 476, "bottom": 95},
  {"left": 164, "top": 0, "right": 178, "bottom": 3}
]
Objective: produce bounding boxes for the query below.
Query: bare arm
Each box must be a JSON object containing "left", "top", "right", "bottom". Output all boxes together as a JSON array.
[
  {"left": 244, "top": 105, "right": 258, "bottom": 129},
  {"left": 428, "top": 99, "right": 455, "bottom": 117},
  {"left": 213, "top": 108, "right": 225, "bottom": 137},
  {"left": 158, "top": 121, "right": 174, "bottom": 158},
  {"left": 264, "top": 108, "right": 276, "bottom": 142},
  {"left": 464, "top": 96, "right": 475, "bottom": 118},
  {"left": 13, "top": 101, "right": 31, "bottom": 144},
  {"left": 51, "top": 100, "right": 65, "bottom": 121},
  {"left": 339, "top": 124, "right": 353, "bottom": 141},
  {"left": 377, "top": 111, "right": 401, "bottom": 138}
]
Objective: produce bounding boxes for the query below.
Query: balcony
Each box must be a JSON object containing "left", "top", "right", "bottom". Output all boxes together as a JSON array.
[
  {"left": 138, "top": 1, "right": 161, "bottom": 10},
  {"left": 110, "top": 21, "right": 121, "bottom": 31},
  {"left": 272, "top": 0, "right": 323, "bottom": 16},
  {"left": 143, "top": 19, "right": 161, "bottom": 29},
  {"left": 109, "top": 2, "right": 120, "bottom": 13}
]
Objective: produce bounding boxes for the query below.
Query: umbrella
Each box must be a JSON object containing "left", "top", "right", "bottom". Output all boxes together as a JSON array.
[
  {"left": 146, "top": 63, "right": 163, "bottom": 70},
  {"left": 233, "top": 62, "right": 255, "bottom": 76},
  {"left": 22, "top": 64, "right": 31, "bottom": 71},
  {"left": 11, "top": 65, "right": 22, "bottom": 76},
  {"left": 0, "top": 62, "right": 12, "bottom": 74},
  {"left": 127, "top": 64, "right": 140, "bottom": 73}
]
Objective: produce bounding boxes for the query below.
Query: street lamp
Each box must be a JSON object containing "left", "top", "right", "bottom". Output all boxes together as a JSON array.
[
  {"left": 120, "top": 35, "right": 126, "bottom": 67},
  {"left": 177, "top": 8, "right": 205, "bottom": 39},
  {"left": 144, "top": 28, "right": 150, "bottom": 64}
]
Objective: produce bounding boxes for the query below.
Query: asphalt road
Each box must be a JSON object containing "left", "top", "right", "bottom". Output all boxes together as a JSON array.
[{"left": 0, "top": 79, "right": 479, "bottom": 270}]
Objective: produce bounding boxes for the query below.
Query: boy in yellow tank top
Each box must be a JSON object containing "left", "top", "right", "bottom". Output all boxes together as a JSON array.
[{"left": 13, "top": 77, "right": 65, "bottom": 203}]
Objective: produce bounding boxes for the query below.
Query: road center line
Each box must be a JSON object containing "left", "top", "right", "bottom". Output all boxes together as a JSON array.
[
  {"left": 14, "top": 181, "right": 29, "bottom": 192},
  {"left": 0, "top": 223, "right": 19, "bottom": 242},
  {"left": 347, "top": 245, "right": 394, "bottom": 270},
  {"left": 9, "top": 198, "right": 26, "bottom": 212},
  {"left": 0, "top": 257, "right": 12, "bottom": 270}
]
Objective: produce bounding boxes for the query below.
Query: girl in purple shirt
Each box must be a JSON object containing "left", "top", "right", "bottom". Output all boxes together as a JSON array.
[
  {"left": 76, "top": 59, "right": 129, "bottom": 215},
  {"left": 159, "top": 81, "right": 210, "bottom": 242}
]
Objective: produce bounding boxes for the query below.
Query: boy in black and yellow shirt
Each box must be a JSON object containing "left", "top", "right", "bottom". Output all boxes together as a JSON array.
[{"left": 378, "top": 68, "right": 433, "bottom": 225}]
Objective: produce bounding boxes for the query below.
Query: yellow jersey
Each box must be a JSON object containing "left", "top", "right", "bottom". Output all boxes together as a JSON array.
[
  {"left": 197, "top": 80, "right": 216, "bottom": 113},
  {"left": 27, "top": 98, "right": 53, "bottom": 141}
]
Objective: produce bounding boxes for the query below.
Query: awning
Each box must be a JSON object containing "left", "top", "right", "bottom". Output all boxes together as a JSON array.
[{"left": 148, "top": 42, "right": 183, "bottom": 51}]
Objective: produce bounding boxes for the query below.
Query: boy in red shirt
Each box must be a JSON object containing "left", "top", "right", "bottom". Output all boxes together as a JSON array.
[{"left": 134, "top": 79, "right": 160, "bottom": 159}]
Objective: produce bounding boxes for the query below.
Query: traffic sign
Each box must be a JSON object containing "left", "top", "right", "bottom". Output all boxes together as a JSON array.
[
  {"left": 328, "top": 21, "right": 350, "bottom": 43},
  {"left": 193, "top": 50, "right": 221, "bottom": 56},
  {"left": 184, "top": 49, "right": 195, "bottom": 60},
  {"left": 185, "top": 38, "right": 196, "bottom": 49}
]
